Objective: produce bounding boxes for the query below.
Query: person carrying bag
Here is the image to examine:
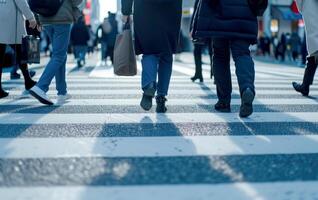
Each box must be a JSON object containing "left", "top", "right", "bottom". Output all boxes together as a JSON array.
[{"left": 113, "top": 18, "right": 137, "bottom": 76}]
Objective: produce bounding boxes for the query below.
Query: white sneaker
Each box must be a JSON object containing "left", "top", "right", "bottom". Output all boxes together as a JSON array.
[
  {"left": 29, "top": 86, "right": 53, "bottom": 105},
  {"left": 56, "top": 94, "right": 72, "bottom": 105}
]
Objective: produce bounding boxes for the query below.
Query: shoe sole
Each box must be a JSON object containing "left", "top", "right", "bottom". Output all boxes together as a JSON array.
[
  {"left": 240, "top": 90, "right": 254, "bottom": 118},
  {"left": 29, "top": 90, "right": 53, "bottom": 106}
]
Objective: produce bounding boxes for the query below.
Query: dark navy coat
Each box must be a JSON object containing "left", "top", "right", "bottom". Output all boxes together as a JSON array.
[
  {"left": 121, "top": 0, "right": 182, "bottom": 55},
  {"left": 194, "top": 0, "right": 259, "bottom": 44}
]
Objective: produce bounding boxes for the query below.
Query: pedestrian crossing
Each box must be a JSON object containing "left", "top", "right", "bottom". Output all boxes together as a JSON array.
[{"left": 0, "top": 58, "right": 318, "bottom": 200}]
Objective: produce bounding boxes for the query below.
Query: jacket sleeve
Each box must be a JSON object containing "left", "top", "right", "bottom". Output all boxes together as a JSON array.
[
  {"left": 190, "top": 0, "right": 199, "bottom": 32},
  {"left": 121, "top": 0, "right": 133, "bottom": 15},
  {"left": 14, "top": 0, "right": 35, "bottom": 20}
]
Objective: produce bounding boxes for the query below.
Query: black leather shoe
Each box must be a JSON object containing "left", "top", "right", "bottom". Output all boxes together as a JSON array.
[
  {"left": 215, "top": 101, "right": 231, "bottom": 113},
  {"left": 239, "top": 88, "right": 255, "bottom": 118},
  {"left": 140, "top": 85, "right": 156, "bottom": 111},
  {"left": 191, "top": 76, "right": 203, "bottom": 83},
  {"left": 156, "top": 96, "right": 167, "bottom": 113},
  {"left": 292, "top": 82, "right": 309, "bottom": 96}
]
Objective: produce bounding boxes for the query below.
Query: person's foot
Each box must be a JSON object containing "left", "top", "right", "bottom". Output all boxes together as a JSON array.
[
  {"left": 140, "top": 86, "right": 156, "bottom": 111},
  {"left": 56, "top": 94, "right": 72, "bottom": 105},
  {"left": 214, "top": 101, "right": 231, "bottom": 113},
  {"left": 191, "top": 76, "right": 203, "bottom": 83},
  {"left": 77, "top": 60, "right": 83, "bottom": 68},
  {"left": 156, "top": 96, "right": 167, "bottom": 113},
  {"left": 29, "top": 70, "right": 36, "bottom": 78},
  {"left": 25, "top": 80, "right": 37, "bottom": 91},
  {"left": 0, "top": 90, "right": 9, "bottom": 99},
  {"left": 292, "top": 82, "right": 309, "bottom": 96},
  {"left": 10, "top": 72, "right": 21, "bottom": 80},
  {"left": 239, "top": 88, "right": 255, "bottom": 118},
  {"left": 29, "top": 86, "right": 53, "bottom": 105}
]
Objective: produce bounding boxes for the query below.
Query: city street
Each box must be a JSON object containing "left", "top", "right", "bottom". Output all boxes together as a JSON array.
[{"left": 0, "top": 54, "right": 318, "bottom": 200}]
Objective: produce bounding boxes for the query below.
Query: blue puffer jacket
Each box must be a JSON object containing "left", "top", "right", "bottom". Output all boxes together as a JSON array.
[{"left": 194, "top": 0, "right": 258, "bottom": 44}]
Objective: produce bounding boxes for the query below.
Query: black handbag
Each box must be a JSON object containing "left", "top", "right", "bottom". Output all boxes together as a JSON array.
[{"left": 21, "top": 35, "right": 41, "bottom": 64}]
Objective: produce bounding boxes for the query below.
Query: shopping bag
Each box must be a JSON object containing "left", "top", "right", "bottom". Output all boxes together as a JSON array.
[
  {"left": 21, "top": 35, "right": 41, "bottom": 64},
  {"left": 113, "top": 21, "right": 137, "bottom": 76}
]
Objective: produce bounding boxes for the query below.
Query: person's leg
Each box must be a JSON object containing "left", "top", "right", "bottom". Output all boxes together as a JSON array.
[
  {"left": 36, "top": 25, "right": 71, "bottom": 94},
  {"left": 0, "top": 43, "right": 9, "bottom": 98},
  {"left": 108, "top": 46, "right": 114, "bottom": 64},
  {"left": 230, "top": 39, "right": 255, "bottom": 118},
  {"left": 140, "top": 54, "right": 159, "bottom": 111},
  {"left": 156, "top": 53, "right": 173, "bottom": 113},
  {"left": 230, "top": 40, "right": 255, "bottom": 95},
  {"left": 157, "top": 53, "right": 173, "bottom": 97},
  {"left": 53, "top": 25, "right": 72, "bottom": 96},
  {"left": 192, "top": 44, "right": 203, "bottom": 82},
  {"left": 12, "top": 44, "right": 36, "bottom": 90},
  {"left": 213, "top": 39, "right": 232, "bottom": 105},
  {"left": 208, "top": 39, "right": 214, "bottom": 79}
]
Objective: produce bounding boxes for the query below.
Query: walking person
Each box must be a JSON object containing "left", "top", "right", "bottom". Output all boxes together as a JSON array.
[
  {"left": 193, "top": 0, "right": 265, "bottom": 118},
  {"left": 29, "top": 0, "right": 83, "bottom": 105},
  {"left": 292, "top": 0, "right": 318, "bottom": 96},
  {"left": 71, "top": 16, "right": 90, "bottom": 68},
  {"left": 121, "top": 0, "right": 182, "bottom": 113},
  {"left": 289, "top": 31, "right": 301, "bottom": 62},
  {"left": 0, "top": 0, "right": 37, "bottom": 99}
]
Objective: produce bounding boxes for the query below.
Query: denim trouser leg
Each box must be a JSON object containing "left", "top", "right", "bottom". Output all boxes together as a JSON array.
[
  {"left": 157, "top": 54, "right": 173, "bottom": 96},
  {"left": 37, "top": 25, "right": 71, "bottom": 95},
  {"left": 55, "top": 57, "right": 67, "bottom": 95},
  {"left": 141, "top": 54, "right": 159, "bottom": 91},
  {"left": 213, "top": 39, "right": 232, "bottom": 103},
  {"left": 230, "top": 40, "right": 255, "bottom": 95}
]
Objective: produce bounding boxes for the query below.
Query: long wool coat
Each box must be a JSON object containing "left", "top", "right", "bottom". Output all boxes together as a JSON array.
[
  {"left": 0, "top": 0, "right": 34, "bottom": 44},
  {"left": 121, "top": 0, "right": 182, "bottom": 55},
  {"left": 296, "top": 0, "right": 318, "bottom": 55}
]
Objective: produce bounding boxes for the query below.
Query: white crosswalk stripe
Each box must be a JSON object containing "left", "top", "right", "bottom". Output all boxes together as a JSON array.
[{"left": 0, "top": 58, "right": 318, "bottom": 200}]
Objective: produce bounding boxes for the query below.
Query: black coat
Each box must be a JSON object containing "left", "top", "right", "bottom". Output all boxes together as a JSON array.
[
  {"left": 121, "top": 0, "right": 182, "bottom": 55},
  {"left": 194, "top": 0, "right": 258, "bottom": 44},
  {"left": 71, "top": 21, "right": 90, "bottom": 46}
]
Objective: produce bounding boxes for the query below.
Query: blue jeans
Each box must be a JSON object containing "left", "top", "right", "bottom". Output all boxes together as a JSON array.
[
  {"left": 141, "top": 54, "right": 173, "bottom": 96},
  {"left": 213, "top": 39, "right": 255, "bottom": 103},
  {"left": 36, "top": 24, "right": 71, "bottom": 95},
  {"left": 74, "top": 45, "right": 88, "bottom": 63}
]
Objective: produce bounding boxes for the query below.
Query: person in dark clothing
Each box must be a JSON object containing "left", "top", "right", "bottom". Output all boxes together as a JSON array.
[
  {"left": 122, "top": 0, "right": 182, "bottom": 113},
  {"left": 301, "top": 33, "right": 308, "bottom": 66},
  {"left": 193, "top": 0, "right": 258, "bottom": 118},
  {"left": 97, "top": 13, "right": 118, "bottom": 64},
  {"left": 289, "top": 32, "right": 301, "bottom": 61},
  {"left": 275, "top": 33, "right": 287, "bottom": 62},
  {"left": 190, "top": 0, "right": 213, "bottom": 83},
  {"left": 71, "top": 16, "right": 90, "bottom": 68}
]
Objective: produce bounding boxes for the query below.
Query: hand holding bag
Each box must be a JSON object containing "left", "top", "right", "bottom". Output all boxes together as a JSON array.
[{"left": 113, "top": 19, "right": 137, "bottom": 76}]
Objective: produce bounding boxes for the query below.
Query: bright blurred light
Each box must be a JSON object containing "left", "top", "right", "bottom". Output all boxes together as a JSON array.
[{"left": 99, "top": 0, "right": 117, "bottom": 21}]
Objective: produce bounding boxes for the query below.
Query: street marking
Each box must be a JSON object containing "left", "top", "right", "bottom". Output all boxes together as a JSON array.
[
  {"left": 0, "top": 181, "right": 317, "bottom": 200},
  {"left": 0, "top": 98, "right": 317, "bottom": 106},
  {"left": 1, "top": 135, "right": 318, "bottom": 158},
  {"left": 1, "top": 112, "right": 318, "bottom": 124}
]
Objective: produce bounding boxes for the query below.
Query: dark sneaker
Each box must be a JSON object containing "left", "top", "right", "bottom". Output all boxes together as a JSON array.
[
  {"left": 140, "top": 87, "right": 156, "bottom": 111},
  {"left": 292, "top": 82, "right": 309, "bottom": 96},
  {"left": 240, "top": 88, "right": 255, "bottom": 118},
  {"left": 156, "top": 96, "right": 167, "bottom": 113},
  {"left": 214, "top": 101, "right": 231, "bottom": 113},
  {"left": 0, "top": 90, "right": 9, "bottom": 99},
  {"left": 10, "top": 72, "right": 21, "bottom": 80}
]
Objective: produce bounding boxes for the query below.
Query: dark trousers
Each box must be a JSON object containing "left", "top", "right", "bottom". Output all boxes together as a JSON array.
[
  {"left": 0, "top": 44, "right": 33, "bottom": 91},
  {"left": 213, "top": 39, "right": 255, "bottom": 104},
  {"left": 193, "top": 42, "right": 213, "bottom": 78}
]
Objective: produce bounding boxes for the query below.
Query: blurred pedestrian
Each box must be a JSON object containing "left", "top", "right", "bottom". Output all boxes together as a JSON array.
[
  {"left": 193, "top": 0, "right": 267, "bottom": 118},
  {"left": 121, "top": 0, "right": 182, "bottom": 113},
  {"left": 0, "top": 0, "right": 37, "bottom": 99},
  {"left": 301, "top": 33, "right": 308, "bottom": 66},
  {"left": 289, "top": 32, "right": 301, "bottom": 61},
  {"left": 293, "top": 0, "right": 318, "bottom": 96},
  {"left": 71, "top": 16, "right": 90, "bottom": 68},
  {"left": 275, "top": 33, "right": 287, "bottom": 62},
  {"left": 30, "top": 0, "right": 83, "bottom": 105},
  {"left": 190, "top": 0, "right": 213, "bottom": 83}
]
